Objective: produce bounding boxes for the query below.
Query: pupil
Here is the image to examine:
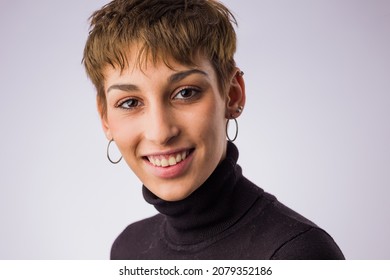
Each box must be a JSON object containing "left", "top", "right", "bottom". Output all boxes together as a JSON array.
[{"left": 182, "top": 89, "right": 191, "bottom": 97}]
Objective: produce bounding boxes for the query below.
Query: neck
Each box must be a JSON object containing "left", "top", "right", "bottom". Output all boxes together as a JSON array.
[{"left": 142, "top": 142, "right": 260, "bottom": 245}]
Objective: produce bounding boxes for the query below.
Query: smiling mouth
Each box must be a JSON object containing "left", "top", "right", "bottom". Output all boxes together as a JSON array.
[{"left": 145, "top": 149, "right": 194, "bottom": 167}]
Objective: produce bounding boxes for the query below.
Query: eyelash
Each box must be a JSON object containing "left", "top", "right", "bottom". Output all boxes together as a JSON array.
[
  {"left": 173, "top": 87, "right": 201, "bottom": 101},
  {"left": 116, "top": 98, "right": 142, "bottom": 110},
  {"left": 115, "top": 87, "right": 202, "bottom": 111}
]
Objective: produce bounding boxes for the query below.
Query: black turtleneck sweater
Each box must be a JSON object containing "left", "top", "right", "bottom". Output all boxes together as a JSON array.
[{"left": 111, "top": 142, "right": 344, "bottom": 259}]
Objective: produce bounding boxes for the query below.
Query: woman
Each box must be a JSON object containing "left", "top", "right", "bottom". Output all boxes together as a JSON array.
[{"left": 83, "top": 0, "right": 344, "bottom": 259}]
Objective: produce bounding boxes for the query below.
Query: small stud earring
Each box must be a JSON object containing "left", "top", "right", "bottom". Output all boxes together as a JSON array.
[{"left": 236, "top": 105, "right": 244, "bottom": 114}]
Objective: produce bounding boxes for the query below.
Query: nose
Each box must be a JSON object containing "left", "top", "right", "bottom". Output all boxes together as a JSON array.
[{"left": 144, "top": 104, "right": 180, "bottom": 145}]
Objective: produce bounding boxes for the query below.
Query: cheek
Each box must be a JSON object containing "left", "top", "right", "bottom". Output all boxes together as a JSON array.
[
  {"left": 106, "top": 116, "right": 139, "bottom": 153},
  {"left": 197, "top": 98, "right": 226, "bottom": 135}
]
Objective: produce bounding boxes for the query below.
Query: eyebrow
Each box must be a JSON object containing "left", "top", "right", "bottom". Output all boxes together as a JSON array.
[
  {"left": 168, "top": 69, "right": 208, "bottom": 83},
  {"left": 107, "top": 69, "right": 208, "bottom": 94},
  {"left": 107, "top": 84, "right": 139, "bottom": 93}
]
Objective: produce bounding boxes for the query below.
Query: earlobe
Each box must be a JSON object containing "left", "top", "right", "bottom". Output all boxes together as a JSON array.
[
  {"left": 225, "top": 69, "right": 246, "bottom": 119},
  {"left": 97, "top": 97, "right": 112, "bottom": 140},
  {"left": 101, "top": 118, "right": 112, "bottom": 140}
]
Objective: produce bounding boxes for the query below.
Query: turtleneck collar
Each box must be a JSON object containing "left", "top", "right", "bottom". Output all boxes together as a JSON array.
[{"left": 142, "top": 141, "right": 260, "bottom": 245}]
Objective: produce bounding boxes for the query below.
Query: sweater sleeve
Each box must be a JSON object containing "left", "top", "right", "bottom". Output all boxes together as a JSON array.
[{"left": 270, "top": 227, "right": 345, "bottom": 260}]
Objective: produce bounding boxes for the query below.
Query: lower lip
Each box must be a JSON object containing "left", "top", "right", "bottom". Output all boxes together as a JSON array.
[{"left": 143, "top": 151, "right": 194, "bottom": 179}]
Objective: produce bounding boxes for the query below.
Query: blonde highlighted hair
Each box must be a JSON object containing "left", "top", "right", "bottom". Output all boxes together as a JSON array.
[{"left": 83, "top": 0, "right": 237, "bottom": 116}]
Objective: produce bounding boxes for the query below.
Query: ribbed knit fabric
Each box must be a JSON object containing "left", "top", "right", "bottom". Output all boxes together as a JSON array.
[{"left": 111, "top": 142, "right": 344, "bottom": 259}]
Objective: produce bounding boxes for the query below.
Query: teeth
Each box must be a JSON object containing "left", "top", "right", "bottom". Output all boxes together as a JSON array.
[
  {"left": 147, "top": 150, "right": 190, "bottom": 167},
  {"left": 168, "top": 156, "right": 177, "bottom": 166},
  {"left": 161, "top": 158, "right": 169, "bottom": 167}
]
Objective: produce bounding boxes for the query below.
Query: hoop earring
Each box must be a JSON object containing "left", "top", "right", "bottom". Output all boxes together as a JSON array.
[
  {"left": 107, "top": 139, "right": 122, "bottom": 164},
  {"left": 226, "top": 118, "right": 239, "bottom": 142}
]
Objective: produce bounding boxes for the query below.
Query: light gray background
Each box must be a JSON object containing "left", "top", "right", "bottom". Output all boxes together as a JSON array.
[{"left": 0, "top": 0, "right": 389, "bottom": 259}]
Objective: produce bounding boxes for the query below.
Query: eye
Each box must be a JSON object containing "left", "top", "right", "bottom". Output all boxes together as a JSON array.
[
  {"left": 117, "top": 98, "right": 141, "bottom": 110},
  {"left": 173, "top": 87, "right": 200, "bottom": 100}
]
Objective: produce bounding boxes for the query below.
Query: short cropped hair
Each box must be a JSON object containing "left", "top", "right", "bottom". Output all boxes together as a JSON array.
[{"left": 83, "top": 0, "right": 237, "bottom": 117}]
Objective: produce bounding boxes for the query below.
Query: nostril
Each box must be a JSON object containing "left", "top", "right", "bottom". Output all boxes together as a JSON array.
[{"left": 145, "top": 125, "right": 180, "bottom": 145}]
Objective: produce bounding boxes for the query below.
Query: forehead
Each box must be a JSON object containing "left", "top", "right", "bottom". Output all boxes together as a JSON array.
[{"left": 103, "top": 51, "right": 215, "bottom": 85}]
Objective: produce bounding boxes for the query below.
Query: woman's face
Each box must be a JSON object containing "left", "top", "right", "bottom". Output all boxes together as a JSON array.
[{"left": 101, "top": 54, "right": 244, "bottom": 201}]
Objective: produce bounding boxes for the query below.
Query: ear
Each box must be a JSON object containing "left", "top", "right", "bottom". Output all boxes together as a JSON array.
[
  {"left": 97, "top": 96, "right": 112, "bottom": 141},
  {"left": 225, "top": 69, "right": 246, "bottom": 119}
]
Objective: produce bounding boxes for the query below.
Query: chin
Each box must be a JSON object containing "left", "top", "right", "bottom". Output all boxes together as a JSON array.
[{"left": 149, "top": 183, "right": 199, "bottom": 202}]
